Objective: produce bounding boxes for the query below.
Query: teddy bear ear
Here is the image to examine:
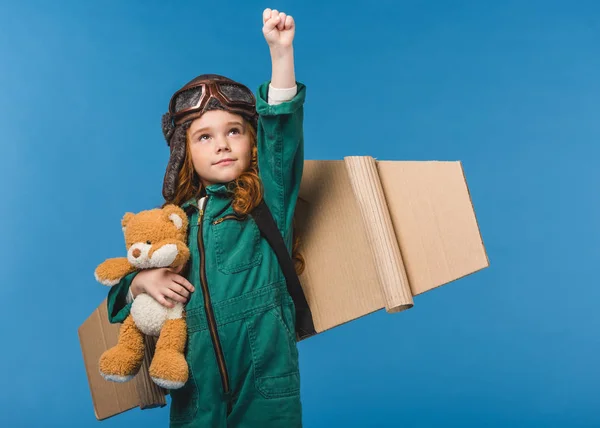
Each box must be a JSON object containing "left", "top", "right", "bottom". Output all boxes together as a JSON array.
[
  {"left": 169, "top": 212, "right": 184, "bottom": 230},
  {"left": 121, "top": 212, "right": 135, "bottom": 233},
  {"left": 163, "top": 204, "right": 187, "bottom": 230}
]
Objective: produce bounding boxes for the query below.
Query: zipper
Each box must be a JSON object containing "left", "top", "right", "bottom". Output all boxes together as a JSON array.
[
  {"left": 212, "top": 213, "right": 248, "bottom": 225},
  {"left": 197, "top": 196, "right": 230, "bottom": 393}
]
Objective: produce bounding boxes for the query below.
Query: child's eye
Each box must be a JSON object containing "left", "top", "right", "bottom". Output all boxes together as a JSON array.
[
  {"left": 229, "top": 128, "right": 240, "bottom": 135},
  {"left": 198, "top": 134, "right": 210, "bottom": 141}
]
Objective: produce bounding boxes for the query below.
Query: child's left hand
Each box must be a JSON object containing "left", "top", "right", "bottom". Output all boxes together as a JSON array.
[{"left": 262, "top": 8, "right": 295, "bottom": 49}]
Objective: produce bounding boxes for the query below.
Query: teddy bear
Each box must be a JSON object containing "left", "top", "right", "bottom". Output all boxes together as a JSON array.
[{"left": 94, "top": 204, "right": 191, "bottom": 390}]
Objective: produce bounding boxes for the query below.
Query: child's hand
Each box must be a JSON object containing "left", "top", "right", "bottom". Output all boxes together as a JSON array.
[
  {"left": 130, "top": 267, "right": 195, "bottom": 308},
  {"left": 262, "top": 8, "right": 295, "bottom": 49}
]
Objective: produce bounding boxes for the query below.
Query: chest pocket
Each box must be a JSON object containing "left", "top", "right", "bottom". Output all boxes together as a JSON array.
[{"left": 212, "top": 213, "right": 263, "bottom": 274}]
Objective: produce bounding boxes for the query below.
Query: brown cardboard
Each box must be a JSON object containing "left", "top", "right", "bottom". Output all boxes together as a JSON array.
[
  {"left": 295, "top": 157, "right": 488, "bottom": 333},
  {"left": 79, "top": 157, "right": 488, "bottom": 419},
  {"left": 78, "top": 300, "right": 166, "bottom": 420}
]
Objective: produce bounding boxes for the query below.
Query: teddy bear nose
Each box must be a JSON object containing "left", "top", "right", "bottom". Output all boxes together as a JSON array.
[{"left": 132, "top": 248, "right": 141, "bottom": 258}]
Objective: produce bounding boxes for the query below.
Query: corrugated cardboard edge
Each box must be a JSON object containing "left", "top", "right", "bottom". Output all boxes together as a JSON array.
[{"left": 344, "top": 156, "right": 413, "bottom": 313}]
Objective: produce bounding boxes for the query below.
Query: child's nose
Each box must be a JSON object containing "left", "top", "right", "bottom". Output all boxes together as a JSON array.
[{"left": 216, "top": 136, "right": 231, "bottom": 150}]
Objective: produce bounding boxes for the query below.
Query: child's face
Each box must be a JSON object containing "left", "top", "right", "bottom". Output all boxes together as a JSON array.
[{"left": 187, "top": 110, "right": 253, "bottom": 188}]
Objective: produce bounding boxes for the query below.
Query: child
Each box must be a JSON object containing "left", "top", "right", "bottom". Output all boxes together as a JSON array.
[{"left": 106, "top": 8, "right": 306, "bottom": 428}]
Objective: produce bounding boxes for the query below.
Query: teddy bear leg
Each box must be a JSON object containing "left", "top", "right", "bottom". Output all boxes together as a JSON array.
[
  {"left": 99, "top": 314, "right": 145, "bottom": 382},
  {"left": 149, "top": 315, "right": 188, "bottom": 390}
]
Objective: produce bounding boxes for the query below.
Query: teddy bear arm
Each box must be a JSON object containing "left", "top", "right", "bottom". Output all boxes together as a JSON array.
[{"left": 95, "top": 257, "right": 137, "bottom": 286}]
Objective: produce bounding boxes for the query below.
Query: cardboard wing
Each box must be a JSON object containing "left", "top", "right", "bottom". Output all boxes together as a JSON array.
[
  {"left": 295, "top": 157, "right": 489, "bottom": 334},
  {"left": 78, "top": 302, "right": 167, "bottom": 420},
  {"left": 78, "top": 157, "right": 488, "bottom": 419}
]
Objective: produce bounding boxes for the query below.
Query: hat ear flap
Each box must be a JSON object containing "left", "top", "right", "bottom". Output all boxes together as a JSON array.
[
  {"left": 161, "top": 112, "right": 176, "bottom": 144},
  {"left": 162, "top": 124, "right": 188, "bottom": 201}
]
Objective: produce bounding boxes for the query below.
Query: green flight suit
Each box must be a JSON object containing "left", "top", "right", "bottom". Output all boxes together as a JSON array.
[{"left": 107, "top": 81, "right": 306, "bottom": 427}]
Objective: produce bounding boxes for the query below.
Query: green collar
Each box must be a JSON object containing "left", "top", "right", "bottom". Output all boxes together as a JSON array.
[
  {"left": 205, "top": 183, "right": 231, "bottom": 195},
  {"left": 181, "top": 183, "right": 232, "bottom": 210},
  {"left": 181, "top": 198, "right": 198, "bottom": 210}
]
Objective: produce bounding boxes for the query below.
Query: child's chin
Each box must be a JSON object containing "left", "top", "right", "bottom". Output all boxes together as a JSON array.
[{"left": 216, "top": 172, "right": 240, "bottom": 183}]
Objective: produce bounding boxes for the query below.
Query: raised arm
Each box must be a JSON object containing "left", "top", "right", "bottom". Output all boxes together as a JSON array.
[
  {"left": 263, "top": 8, "right": 296, "bottom": 89},
  {"left": 256, "top": 8, "right": 305, "bottom": 241}
]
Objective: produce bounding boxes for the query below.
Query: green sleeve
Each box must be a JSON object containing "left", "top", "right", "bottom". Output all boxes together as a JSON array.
[
  {"left": 106, "top": 271, "right": 138, "bottom": 323},
  {"left": 255, "top": 81, "right": 306, "bottom": 242}
]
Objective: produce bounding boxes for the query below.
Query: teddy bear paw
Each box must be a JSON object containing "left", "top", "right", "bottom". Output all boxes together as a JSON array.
[
  {"left": 149, "top": 349, "right": 189, "bottom": 390},
  {"left": 99, "top": 345, "right": 144, "bottom": 383}
]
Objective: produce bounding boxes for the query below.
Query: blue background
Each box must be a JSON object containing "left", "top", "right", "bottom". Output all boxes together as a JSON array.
[{"left": 2, "top": 0, "right": 598, "bottom": 426}]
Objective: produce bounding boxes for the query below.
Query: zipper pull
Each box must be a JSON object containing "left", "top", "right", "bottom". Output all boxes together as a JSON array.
[{"left": 197, "top": 196, "right": 208, "bottom": 224}]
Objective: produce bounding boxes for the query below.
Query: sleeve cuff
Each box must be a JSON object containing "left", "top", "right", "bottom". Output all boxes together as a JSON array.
[
  {"left": 256, "top": 81, "right": 306, "bottom": 116},
  {"left": 107, "top": 270, "right": 138, "bottom": 324},
  {"left": 267, "top": 84, "right": 298, "bottom": 105}
]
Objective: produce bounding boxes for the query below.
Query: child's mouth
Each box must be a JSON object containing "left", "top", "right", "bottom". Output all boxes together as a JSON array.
[{"left": 216, "top": 160, "right": 235, "bottom": 166}]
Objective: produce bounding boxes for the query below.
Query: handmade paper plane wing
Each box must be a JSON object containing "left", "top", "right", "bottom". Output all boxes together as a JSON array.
[{"left": 293, "top": 157, "right": 489, "bottom": 335}]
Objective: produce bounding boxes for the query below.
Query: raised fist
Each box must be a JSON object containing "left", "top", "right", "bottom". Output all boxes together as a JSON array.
[{"left": 262, "top": 8, "right": 295, "bottom": 49}]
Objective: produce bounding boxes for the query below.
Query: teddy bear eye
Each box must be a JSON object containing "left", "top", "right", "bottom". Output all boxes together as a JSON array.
[{"left": 146, "top": 240, "right": 151, "bottom": 245}]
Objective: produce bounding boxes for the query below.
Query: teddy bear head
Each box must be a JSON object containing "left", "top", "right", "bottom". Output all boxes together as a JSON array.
[{"left": 121, "top": 204, "right": 190, "bottom": 270}]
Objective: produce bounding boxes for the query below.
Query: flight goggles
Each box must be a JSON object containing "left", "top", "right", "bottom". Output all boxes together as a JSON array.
[{"left": 168, "top": 78, "right": 257, "bottom": 126}]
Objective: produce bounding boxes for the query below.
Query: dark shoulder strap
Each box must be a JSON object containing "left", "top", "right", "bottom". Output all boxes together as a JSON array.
[{"left": 251, "top": 199, "right": 316, "bottom": 341}]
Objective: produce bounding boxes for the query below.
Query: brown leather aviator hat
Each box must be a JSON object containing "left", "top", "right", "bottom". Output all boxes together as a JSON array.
[{"left": 160, "top": 74, "right": 258, "bottom": 201}]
